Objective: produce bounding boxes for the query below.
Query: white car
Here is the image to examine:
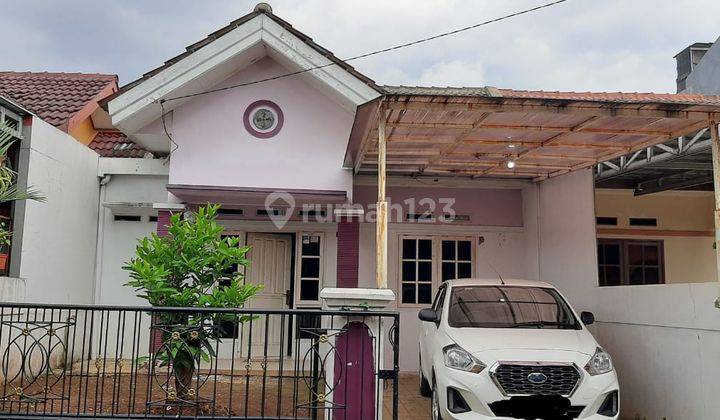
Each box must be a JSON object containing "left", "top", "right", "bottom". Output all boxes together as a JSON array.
[{"left": 418, "top": 279, "right": 619, "bottom": 420}]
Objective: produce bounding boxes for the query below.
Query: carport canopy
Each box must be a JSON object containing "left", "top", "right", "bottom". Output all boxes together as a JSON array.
[{"left": 345, "top": 86, "right": 720, "bottom": 180}]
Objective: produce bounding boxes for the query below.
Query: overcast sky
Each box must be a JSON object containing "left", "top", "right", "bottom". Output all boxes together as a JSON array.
[{"left": 1, "top": 0, "right": 719, "bottom": 93}]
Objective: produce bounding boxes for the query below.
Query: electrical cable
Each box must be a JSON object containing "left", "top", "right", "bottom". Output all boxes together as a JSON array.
[{"left": 159, "top": 0, "right": 569, "bottom": 103}]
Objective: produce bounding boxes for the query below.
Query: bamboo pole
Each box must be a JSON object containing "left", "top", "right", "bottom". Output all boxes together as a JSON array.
[
  {"left": 711, "top": 121, "right": 720, "bottom": 308},
  {"left": 376, "top": 117, "right": 388, "bottom": 289}
]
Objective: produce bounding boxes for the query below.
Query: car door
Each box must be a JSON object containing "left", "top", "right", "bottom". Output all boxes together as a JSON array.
[{"left": 421, "top": 284, "right": 447, "bottom": 377}]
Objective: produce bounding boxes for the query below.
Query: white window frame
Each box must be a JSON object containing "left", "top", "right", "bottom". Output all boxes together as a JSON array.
[
  {"left": 398, "top": 235, "right": 435, "bottom": 308},
  {"left": 397, "top": 234, "right": 476, "bottom": 308},
  {"left": 295, "top": 231, "right": 325, "bottom": 307},
  {"left": 438, "top": 237, "right": 476, "bottom": 283}
]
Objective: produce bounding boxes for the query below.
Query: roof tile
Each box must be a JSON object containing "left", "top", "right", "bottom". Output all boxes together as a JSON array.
[
  {"left": 88, "top": 130, "right": 158, "bottom": 158},
  {"left": 0, "top": 71, "right": 117, "bottom": 128}
]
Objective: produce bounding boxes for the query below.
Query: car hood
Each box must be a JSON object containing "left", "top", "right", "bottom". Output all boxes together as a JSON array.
[{"left": 445, "top": 327, "right": 597, "bottom": 357}]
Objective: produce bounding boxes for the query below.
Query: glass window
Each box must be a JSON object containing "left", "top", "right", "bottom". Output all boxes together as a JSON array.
[
  {"left": 298, "top": 234, "right": 322, "bottom": 302},
  {"left": 597, "top": 239, "right": 664, "bottom": 286},
  {"left": 400, "top": 238, "right": 433, "bottom": 305},
  {"left": 441, "top": 240, "right": 473, "bottom": 281},
  {"left": 447, "top": 286, "right": 579, "bottom": 329}
]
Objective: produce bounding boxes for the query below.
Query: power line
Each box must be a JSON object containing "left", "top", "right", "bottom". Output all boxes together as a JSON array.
[{"left": 160, "top": 0, "right": 569, "bottom": 103}]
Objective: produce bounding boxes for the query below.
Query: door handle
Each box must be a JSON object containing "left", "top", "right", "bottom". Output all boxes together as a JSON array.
[{"left": 285, "top": 290, "right": 291, "bottom": 307}]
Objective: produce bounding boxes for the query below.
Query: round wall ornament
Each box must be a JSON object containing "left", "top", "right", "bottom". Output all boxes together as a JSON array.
[{"left": 243, "top": 100, "right": 284, "bottom": 138}]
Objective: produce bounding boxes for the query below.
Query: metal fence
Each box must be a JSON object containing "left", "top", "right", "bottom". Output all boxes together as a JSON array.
[{"left": 0, "top": 303, "right": 399, "bottom": 419}]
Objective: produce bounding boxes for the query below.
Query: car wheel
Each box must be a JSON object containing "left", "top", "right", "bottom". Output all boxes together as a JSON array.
[
  {"left": 419, "top": 370, "right": 432, "bottom": 397},
  {"left": 431, "top": 379, "right": 443, "bottom": 420}
]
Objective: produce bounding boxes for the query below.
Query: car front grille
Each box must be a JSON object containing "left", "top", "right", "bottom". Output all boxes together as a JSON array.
[{"left": 491, "top": 363, "right": 581, "bottom": 397}]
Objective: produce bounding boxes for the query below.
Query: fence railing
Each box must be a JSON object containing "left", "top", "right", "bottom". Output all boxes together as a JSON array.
[{"left": 0, "top": 303, "right": 399, "bottom": 419}]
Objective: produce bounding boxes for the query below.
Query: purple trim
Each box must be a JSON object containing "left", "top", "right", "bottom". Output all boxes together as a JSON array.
[
  {"left": 337, "top": 218, "right": 360, "bottom": 288},
  {"left": 334, "top": 322, "right": 375, "bottom": 419},
  {"left": 243, "top": 100, "right": 284, "bottom": 139}
]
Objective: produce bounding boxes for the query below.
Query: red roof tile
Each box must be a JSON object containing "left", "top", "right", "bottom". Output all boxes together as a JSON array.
[
  {"left": 0, "top": 71, "right": 117, "bottom": 129},
  {"left": 89, "top": 130, "right": 157, "bottom": 158}
]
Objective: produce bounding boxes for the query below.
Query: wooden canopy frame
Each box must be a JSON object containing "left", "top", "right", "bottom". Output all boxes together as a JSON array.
[
  {"left": 346, "top": 88, "right": 720, "bottom": 181},
  {"left": 342, "top": 87, "right": 720, "bottom": 291}
]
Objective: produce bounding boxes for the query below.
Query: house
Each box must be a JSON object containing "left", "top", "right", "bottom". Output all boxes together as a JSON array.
[
  {"left": 96, "top": 4, "right": 720, "bottom": 418},
  {"left": 0, "top": 72, "right": 165, "bottom": 303},
  {"left": 0, "top": 4, "right": 718, "bottom": 419},
  {"left": 585, "top": 40, "right": 720, "bottom": 419},
  {"left": 679, "top": 37, "right": 720, "bottom": 94}
]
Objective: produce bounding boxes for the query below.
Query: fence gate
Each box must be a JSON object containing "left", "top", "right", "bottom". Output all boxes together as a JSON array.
[{"left": 0, "top": 303, "right": 399, "bottom": 420}]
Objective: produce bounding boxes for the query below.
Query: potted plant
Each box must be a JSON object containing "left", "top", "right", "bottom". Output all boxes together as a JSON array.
[{"left": 123, "top": 204, "right": 260, "bottom": 404}]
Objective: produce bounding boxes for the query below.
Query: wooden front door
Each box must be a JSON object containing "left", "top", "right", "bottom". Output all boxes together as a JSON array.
[{"left": 242, "top": 233, "right": 292, "bottom": 359}]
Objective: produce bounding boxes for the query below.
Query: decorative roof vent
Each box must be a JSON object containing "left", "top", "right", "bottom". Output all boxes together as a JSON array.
[{"left": 254, "top": 2, "right": 273, "bottom": 13}]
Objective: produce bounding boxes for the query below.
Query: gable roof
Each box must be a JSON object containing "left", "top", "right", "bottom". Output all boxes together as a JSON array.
[
  {"left": 111, "top": 8, "right": 379, "bottom": 101},
  {"left": 0, "top": 72, "right": 117, "bottom": 131},
  {"left": 107, "top": 4, "right": 382, "bottom": 144}
]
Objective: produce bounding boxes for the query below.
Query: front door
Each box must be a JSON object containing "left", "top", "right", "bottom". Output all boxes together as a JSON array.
[{"left": 242, "top": 233, "right": 292, "bottom": 359}]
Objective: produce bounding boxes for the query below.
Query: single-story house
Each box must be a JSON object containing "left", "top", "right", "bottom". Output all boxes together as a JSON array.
[{"left": 95, "top": 4, "right": 720, "bottom": 418}]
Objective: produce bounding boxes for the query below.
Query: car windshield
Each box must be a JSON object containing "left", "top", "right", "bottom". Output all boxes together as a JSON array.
[{"left": 447, "top": 286, "right": 579, "bottom": 329}]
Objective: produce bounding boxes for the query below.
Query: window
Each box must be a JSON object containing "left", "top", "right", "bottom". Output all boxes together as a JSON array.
[
  {"left": 399, "top": 237, "right": 476, "bottom": 306},
  {"left": 597, "top": 239, "right": 622, "bottom": 286},
  {"left": 113, "top": 215, "right": 141, "bottom": 222},
  {"left": 298, "top": 234, "right": 322, "bottom": 303},
  {"left": 597, "top": 239, "right": 664, "bottom": 286},
  {"left": 629, "top": 217, "right": 657, "bottom": 227},
  {"left": 400, "top": 238, "right": 433, "bottom": 305},
  {"left": 441, "top": 240, "right": 473, "bottom": 281},
  {"left": 431, "top": 286, "right": 447, "bottom": 318},
  {"left": 596, "top": 217, "right": 618, "bottom": 226},
  {"left": 447, "top": 286, "right": 579, "bottom": 329}
]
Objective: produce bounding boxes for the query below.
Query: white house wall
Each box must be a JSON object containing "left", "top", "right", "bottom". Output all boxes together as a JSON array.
[
  {"left": 97, "top": 174, "right": 169, "bottom": 305},
  {"left": 16, "top": 117, "right": 100, "bottom": 303},
  {"left": 536, "top": 169, "right": 599, "bottom": 313}
]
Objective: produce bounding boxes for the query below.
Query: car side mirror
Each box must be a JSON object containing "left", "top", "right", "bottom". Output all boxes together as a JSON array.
[
  {"left": 580, "top": 311, "right": 595, "bottom": 326},
  {"left": 418, "top": 308, "right": 439, "bottom": 323}
]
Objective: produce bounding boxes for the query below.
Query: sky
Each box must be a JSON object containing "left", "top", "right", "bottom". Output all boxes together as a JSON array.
[{"left": 1, "top": 0, "right": 719, "bottom": 94}]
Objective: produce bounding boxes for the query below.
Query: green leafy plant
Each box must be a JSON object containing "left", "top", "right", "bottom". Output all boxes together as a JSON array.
[
  {"left": 123, "top": 204, "right": 261, "bottom": 399},
  {"left": 0, "top": 123, "right": 45, "bottom": 251}
]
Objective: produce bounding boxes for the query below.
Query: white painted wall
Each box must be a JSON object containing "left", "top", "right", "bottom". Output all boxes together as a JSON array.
[
  {"left": 536, "top": 169, "right": 599, "bottom": 313},
  {"left": 14, "top": 117, "right": 100, "bottom": 303},
  {"left": 592, "top": 283, "right": 720, "bottom": 419},
  {"left": 96, "top": 174, "right": 169, "bottom": 305}
]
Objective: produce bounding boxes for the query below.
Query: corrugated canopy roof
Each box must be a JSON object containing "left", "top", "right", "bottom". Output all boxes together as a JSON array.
[{"left": 346, "top": 86, "right": 720, "bottom": 180}]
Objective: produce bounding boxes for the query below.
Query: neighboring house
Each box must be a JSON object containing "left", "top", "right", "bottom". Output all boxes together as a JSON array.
[
  {"left": 591, "top": 39, "right": 720, "bottom": 419},
  {"left": 0, "top": 72, "right": 166, "bottom": 304},
  {"left": 680, "top": 37, "right": 720, "bottom": 94},
  {"left": 100, "top": 4, "right": 720, "bottom": 419}
]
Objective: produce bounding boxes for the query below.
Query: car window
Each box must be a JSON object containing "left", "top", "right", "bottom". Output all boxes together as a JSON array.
[
  {"left": 447, "top": 286, "right": 579, "bottom": 329},
  {"left": 431, "top": 286, "right": 446, "bottom": 314}
]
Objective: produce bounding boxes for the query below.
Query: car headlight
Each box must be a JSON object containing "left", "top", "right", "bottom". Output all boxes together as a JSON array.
[
  {"left": 443, "top": 345, "right": 486, "bottom": 373},
  {"left": 585, "top": 347, "right": 613, "bottom": 375}
]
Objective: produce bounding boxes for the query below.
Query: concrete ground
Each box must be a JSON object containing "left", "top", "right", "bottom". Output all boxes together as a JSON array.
[{"left": 383, "top": 373, "right": 430, "bottom": 420}]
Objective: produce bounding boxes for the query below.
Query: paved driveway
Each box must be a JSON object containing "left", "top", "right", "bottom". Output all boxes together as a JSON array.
[{"left": 383, "top": 373, "right": 430, "bottom": 420}]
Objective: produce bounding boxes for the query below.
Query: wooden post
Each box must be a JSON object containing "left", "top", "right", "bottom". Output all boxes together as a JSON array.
[
  {"left": 376, "top": 116, "right": 388, "bottom": 289},
  {"left": 711, "top": 121, "right": 720, "bottom": 308}
]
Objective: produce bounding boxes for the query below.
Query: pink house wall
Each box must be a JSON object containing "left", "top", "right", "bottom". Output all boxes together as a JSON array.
[
  {"left": 353, "top": 185, "right": 523, "bottom": 227},
  {"left": 168, "top": 57, "right": 355, "bottom": 195}
]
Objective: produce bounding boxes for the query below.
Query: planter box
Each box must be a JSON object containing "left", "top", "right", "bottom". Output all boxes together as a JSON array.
[{"left": 320, "top": 287, "right": 395, "bottom": 310}]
